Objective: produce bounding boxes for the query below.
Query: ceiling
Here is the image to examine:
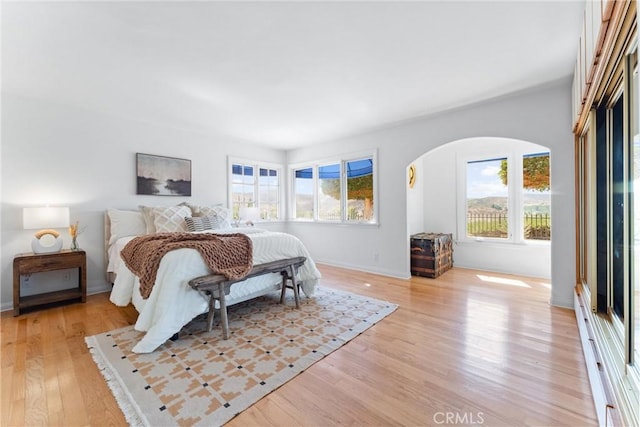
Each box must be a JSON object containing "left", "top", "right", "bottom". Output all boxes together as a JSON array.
[{"left": 2, "top": 1, "right": 585, "bottom": 150}]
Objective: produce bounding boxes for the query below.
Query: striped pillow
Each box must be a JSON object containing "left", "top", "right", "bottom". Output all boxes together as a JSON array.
[{"left": 184, "top": 215, "right": 221, "bottom": 232}]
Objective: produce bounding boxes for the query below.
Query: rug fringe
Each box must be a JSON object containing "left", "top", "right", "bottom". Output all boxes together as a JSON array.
[{"left": 85, "top": 336, "right": 147, "bottom": 427}]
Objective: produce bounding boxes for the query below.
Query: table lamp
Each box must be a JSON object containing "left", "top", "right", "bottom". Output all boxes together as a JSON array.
[
  {"left": 239, "top": 206, "right": 260, "bottom": 226},
  {"left": 23, "top": 207, "right": 70, "bottom": 253}
]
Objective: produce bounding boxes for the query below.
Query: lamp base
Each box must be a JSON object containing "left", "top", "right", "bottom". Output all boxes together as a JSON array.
[{"left": 31, "top": 235, "right": 63, "bottom": 254}]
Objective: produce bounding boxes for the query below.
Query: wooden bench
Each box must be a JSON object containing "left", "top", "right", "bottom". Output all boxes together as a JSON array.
[{"left": 188, "top": 256, "right": 307, "bottom": 339}]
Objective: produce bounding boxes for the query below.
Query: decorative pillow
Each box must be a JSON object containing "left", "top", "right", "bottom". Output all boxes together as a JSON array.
[
  {"left": 196, "top": 206, "right": 232, "bottom": 229},
  {"left": 138, "top": 205, "right": 157, "bottom": 234},
  {"left": 107, "top": 209, "right": 146, "bottom": 245},
  {"left": 184, "top": 215, "right": 223, "bottom": 232},
  {"left": 151, "top": 206, "right": 192, "bottom": 233},
  {"left": 182, "top": 202, "right": 223, "bottom": 217},
  {"left": 178, "top": 201, "right": 197, "bottom": 216}
]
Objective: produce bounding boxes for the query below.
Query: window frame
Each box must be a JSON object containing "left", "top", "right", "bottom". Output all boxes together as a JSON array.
[
  {"left": 289, "top": 150, "right": 378, "bottom": 225},
  {"left": 457, "top": 148, "right": 551, "bottom": 245},
  {"left": 578, "top": 111, "right": 598, "bottom": 311},
  {"left": 227, "top": 157, "right": 284, "bottom": 222}
]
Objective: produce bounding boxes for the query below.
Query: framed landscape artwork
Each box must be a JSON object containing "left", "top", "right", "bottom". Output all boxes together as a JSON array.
[{"left": 136, "top": 153, "right": 192, "bottom": 196}]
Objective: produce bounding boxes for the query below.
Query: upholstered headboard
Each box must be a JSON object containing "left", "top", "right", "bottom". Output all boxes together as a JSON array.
[
  {"left": 104, "top": 209, "right": 146, "bottom": 283},
  {"left": 104, "top": 212, "right": 115, "bottom": 283}
]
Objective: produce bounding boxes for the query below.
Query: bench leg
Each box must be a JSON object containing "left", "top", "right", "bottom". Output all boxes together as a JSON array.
[
  {"left": 280, "top": 273, "right": 287, "bottom": 304},
  {"left": 207, "top": 283, "right": 230, "bottom": 339},
  {"left": 219, "top": 290, "right": 230, "bottom": 340},
  {"left": 290, "top": 265, "right": 300, "bottom": 309},
  {"left": 206, "top": 291, "right": 216, "bottom": 332},
  {"left": 280, "top": 266, "right": 301, "bottom": 308}
]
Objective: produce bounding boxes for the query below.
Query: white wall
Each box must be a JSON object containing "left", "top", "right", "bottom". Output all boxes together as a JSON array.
[
  {"left": 418, "top": 138, "right": 551, "bottom": 279},
  {"left": 286, "top": 79, "right": 575, "bottom": 307},
  {"left": 406, "top": 158, "right": 425, "bottom": 237},
  {"left": 1, "top": 79, "right": 576, "bottom": 311},
  {"left": 0, "top": 93, "right": 286, "bottom": 310}
]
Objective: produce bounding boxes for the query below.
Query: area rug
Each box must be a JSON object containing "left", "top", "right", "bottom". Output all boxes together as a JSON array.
[{"left": 86, "top": 287, "right": 397, "bottom": 426}]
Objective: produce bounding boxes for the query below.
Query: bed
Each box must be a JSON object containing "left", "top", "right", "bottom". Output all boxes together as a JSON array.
[{"left": 105, "top": 205, "right": 321, "bottom": 353}]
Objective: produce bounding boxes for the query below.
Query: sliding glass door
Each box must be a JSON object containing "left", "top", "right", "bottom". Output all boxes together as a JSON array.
[{"left": 577, "top": 46, "right": 639, "bottom": 423}]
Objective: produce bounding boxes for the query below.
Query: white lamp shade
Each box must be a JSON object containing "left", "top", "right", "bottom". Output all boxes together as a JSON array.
[
  {"left": 239, "top": 206, "right": 260, "bottom": 221},
  {"left": 23, "top": 207, "right": 70, "bottom": 230}
]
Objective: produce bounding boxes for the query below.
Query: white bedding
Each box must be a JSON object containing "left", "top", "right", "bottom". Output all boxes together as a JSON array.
[
  {"left": 106, "top": 235, "right": 135, "bottom": 275},
  {"left": 109, "top": 227, "right": 321, "bottom": 353}
]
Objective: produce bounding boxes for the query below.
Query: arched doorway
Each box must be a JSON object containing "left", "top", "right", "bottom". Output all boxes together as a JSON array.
[{"left": 407, "top": 137, "right": 552, "bottom": 279}]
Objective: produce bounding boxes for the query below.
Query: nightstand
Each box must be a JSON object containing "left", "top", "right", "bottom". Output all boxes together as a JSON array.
[{"left": 13, "top": 250, "right": 87, "bottom": 316}]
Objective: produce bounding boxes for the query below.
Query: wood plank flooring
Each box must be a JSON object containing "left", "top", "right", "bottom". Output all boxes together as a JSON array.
[{"left": 1, "top": 265, "right": 597, "bottom": 426}]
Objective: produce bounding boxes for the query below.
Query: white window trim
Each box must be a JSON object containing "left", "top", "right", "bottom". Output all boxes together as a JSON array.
[
  {"left": 227, "top": 156, "right": 285, "bottom": 222},
  {"left": 289, "top": 150, "right": 378, "bottom": 225},
  {"left": 456, "top": 149, "right": 550, "bottom": 245}
]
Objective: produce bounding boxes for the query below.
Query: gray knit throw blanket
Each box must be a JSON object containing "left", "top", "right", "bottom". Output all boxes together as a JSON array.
[{"left": 120, "top": 232, "right": 253, "bottom": 299}]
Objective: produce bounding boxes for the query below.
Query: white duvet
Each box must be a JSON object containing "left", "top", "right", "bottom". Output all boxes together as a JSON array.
[{"left": 110, "top": 227, "right": 321, "bottom": 353}]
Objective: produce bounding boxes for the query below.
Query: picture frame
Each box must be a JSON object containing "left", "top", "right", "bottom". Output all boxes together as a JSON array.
[{"left": 136, "top": 153, "right": 192, "bottom": 196}]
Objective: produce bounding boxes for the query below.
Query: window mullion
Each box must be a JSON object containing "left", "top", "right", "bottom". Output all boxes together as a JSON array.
[
  {"left": 510, "top": 153, "right": 520, "bottom": 243},
  {"left": 506, "top": 154, "right": 515, "bottom": 242}
]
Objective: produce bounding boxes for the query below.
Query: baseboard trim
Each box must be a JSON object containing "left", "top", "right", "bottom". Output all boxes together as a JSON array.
[
  {"left": 313, "top": 259, "right": 410, "bottom": 280},
  {"left": 87, "top": 280, "right": 111, "bottom": 296}
]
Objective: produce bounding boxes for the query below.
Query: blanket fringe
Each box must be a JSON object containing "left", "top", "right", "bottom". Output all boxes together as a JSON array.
[{"left": 84, "top": 336, "right": 147, "bottom": 427}]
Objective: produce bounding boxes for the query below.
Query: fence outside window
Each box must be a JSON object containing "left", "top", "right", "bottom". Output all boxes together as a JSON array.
[{"left": 467, "top": 213, "right": 550, "bottom": 240}]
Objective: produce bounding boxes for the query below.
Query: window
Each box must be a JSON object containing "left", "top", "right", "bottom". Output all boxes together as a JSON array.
[
  {"left": 291, "top": 153, "right": 376, "bottom": 224},
  {"left": 610, "top": 93, "right": 625, "bottom": 321},
  {"left": 318, "top": 163, "right": 341, "bottom": 221},
  {"left": 466, "top": 157, "right": 509, "bottom": 239},
  {"left": 632, "top": 55, "right": 640, "bottom": 371},
  {"left": 230, "top": 163, "right": 255, "bottom": 219},
  {"left": 577, "top": 113, "right": 597, "bottom": 308},
  {"left": 258, "top": 167, "right": 280, "bottom": 221},
  {"left": 461, "top": 151, "right": 550, "bottom": 243},
  {"left": 522, "top": 153, "right": 551, "bottom": 241},
  {"left": 293, "top": 167, "right": 313, "bottom": 220},
  {"left": 229, "top": 158, "right": 282, "bottom": 221},
  {"left": 346, "top": 158, "right": 375, "bottom": 221}
]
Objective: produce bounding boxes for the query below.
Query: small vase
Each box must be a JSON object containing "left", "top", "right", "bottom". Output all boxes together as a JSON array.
[{"left": 70, "top": 237, "right": 79, "bottom": 251}]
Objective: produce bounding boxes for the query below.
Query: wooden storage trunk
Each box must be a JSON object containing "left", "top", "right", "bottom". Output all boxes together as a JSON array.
[{"left": 410, "top": 233, "right": 453, "bottom": 278}]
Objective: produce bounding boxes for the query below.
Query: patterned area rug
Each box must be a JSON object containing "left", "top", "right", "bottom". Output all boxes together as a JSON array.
[{"left": 86, "top": 287, "right": 397, "bottom": 426}]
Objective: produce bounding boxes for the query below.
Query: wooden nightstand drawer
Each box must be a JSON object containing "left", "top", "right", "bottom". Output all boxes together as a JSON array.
[
  {"left": 18, "top": 255, "right": 82, "bottom": 272},
  {"left": 13, "top": 250, "right": 87, "bottom": 316}
]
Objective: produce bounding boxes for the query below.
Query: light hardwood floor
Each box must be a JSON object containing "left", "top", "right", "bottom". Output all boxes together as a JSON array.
[{"left": 1, "top": 265, "right": 597, "bottom": 426}]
